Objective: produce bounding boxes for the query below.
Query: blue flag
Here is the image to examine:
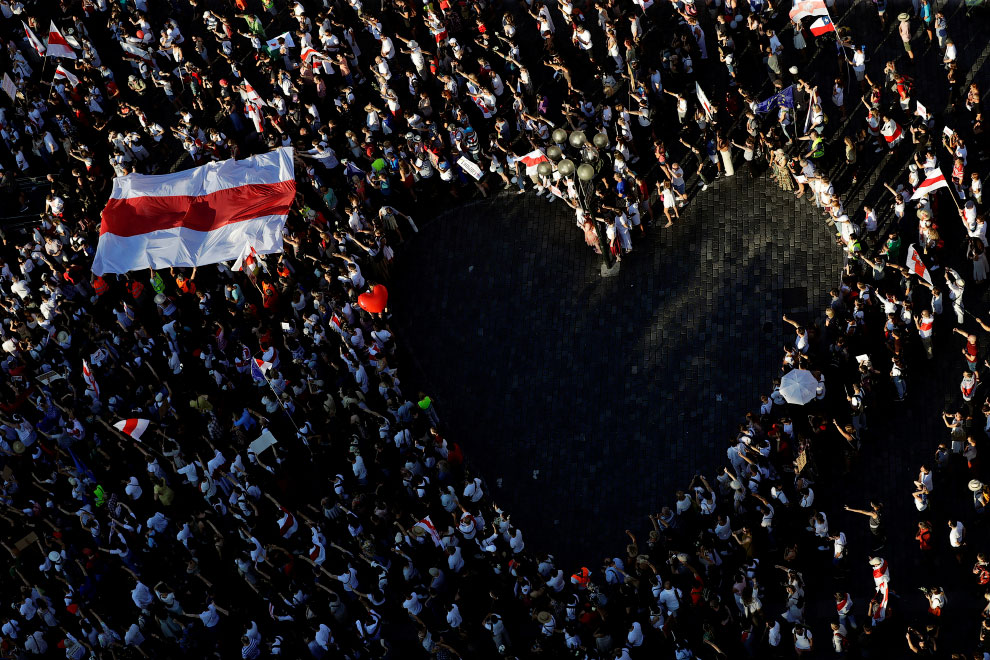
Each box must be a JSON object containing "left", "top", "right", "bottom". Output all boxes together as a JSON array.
[{"left": 754, "top": 85, "right": 795, "bottom": 114}]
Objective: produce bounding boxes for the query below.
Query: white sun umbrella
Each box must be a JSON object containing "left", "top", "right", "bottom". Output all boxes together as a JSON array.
[{"left": 779, "top": 369, "right": 819, "bottom": 405}]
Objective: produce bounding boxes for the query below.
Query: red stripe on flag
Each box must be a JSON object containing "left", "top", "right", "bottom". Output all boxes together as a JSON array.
[
  {"left": 121, "top": 418, "right": 138, "bottom": 435},
  {"left": 48, "top": 32, "right": 71, "bottom": 48},
  {"left": 100, "top": 181, "right": 296, "bottom": 237}
]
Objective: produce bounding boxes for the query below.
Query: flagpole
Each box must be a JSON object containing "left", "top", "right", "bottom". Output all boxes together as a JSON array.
[
  {"left": 252, "top": 352, "right": 302, "bottom": 434},
  {"left": 825, "top": 8, "right": 855, "bottom": 90}
]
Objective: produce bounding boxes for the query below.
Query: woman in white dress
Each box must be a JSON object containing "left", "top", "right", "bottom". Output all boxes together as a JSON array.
[
  {"left": 717, "top": 132, "right": 735, "bottom": 176},
  {"left": 969, "top": 237, "right": 988, "bottom": 282}
]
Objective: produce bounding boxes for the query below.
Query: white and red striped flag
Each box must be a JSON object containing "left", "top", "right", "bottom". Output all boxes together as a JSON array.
[
  {"left": 92, "top": 147, "right": 296, "bottom": 275},
  {"left": 911, "top": 171, "right": 948, "bottom": 200},
  {"left": 114, "top": 418, "right": 150, "bottom": 441},
  {"left": 232, "top": 245, "right": 263, "bottom": 272},
  {"left": 906, "top": 245, "right": 932, "bottom": 285},
  {"left": 414, "top": 516, "right": 443, "bottom": 547},
  {"left": 54, "top": 64, "right": 79, "bottom": 88},
  {"left": 245, "top": 101, "right": 265, "bottom": 134},
  {"left": 789, "top": 0, "right": 828, "bottom": 20},
  {"left": 695, "top": 82, "right": 714, "bottom": 119},
  {"left": 519, "top": 150, "right": 549, "bottom": 176},
  {"left": 240, "top": 81, "right": 267, "bottom": 107},
  {"left": 47, "top": 22, "right": 77, "bottom": 60},
  {"left": 301, "top": 44, "right": 322, "bottom": 62},
  {"left": 81, "top": 360, "right": 99, "bottom": 397},
  {"left": 120, "top": 41, "right": 151, "bottom": 61},
  {"left": 22, "top": 21, "right": 45, "bottom": 57}
]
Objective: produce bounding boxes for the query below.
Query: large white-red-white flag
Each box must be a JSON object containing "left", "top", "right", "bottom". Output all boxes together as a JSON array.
[
  {"left": 47, "top": 22, "right": 77, "bottom": 60},
  {"left": 114, "top": 418, "right": 150, "bottom": 441},
  {"left": 22, "top": 21, "right": 45, "bottom": 57},
  {"left": 789, "top": 0, "right": 829, "bottom": 20},
  {"left": 92, "top": 147, "right": 296, "bottom": 275},
  {"left": 519, "top": 150, "right": 549, "bottom": 176},
  {"left": 906, "top": 244, "right": 932, "bottom": 285},
  {"left": 911, "top": 171, "right": 948, "bottom": 200},
  {"left": 54, "top": 64, "right": 80, "bottom": 88}
]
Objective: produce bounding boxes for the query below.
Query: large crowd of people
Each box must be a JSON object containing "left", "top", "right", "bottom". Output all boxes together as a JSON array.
[{"left": 0, "top": 0, "right": 988, "bottom": 657}]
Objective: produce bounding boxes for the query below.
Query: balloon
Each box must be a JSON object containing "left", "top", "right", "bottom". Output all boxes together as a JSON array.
[
  {"left": 568, "top": 130, "right": 587, "bottom": 148},
  {"left": 546, "top": 145, "right": 563, "bottom": 161},
  {"left": 557, "top": 158, "right": 576, "bottom": 176},
  {"left": 537, "top": 161, "right": 553, "bottom": 177},
  {"left": 577, "top": 163, "right": 595, "bottom": 181},
  {"left": 552, "top": 128, "right": 568, "bottom": 144},
  {"left": 593, "top": 132, "right": 609, "bottom": 148},
  {"left": 358, "top": 285, "right": 389, "bottom": 314}
]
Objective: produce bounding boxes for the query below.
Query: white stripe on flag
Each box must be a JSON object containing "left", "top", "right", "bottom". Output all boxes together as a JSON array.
[
  {"left": 906, "top": 245, "right": 932, "bottom": 285},
  {"left": 109, "top": 147, "right": 294, "bottom": 200},
  {"left": 23, "top": 21, "right": 45, "bottom": 56},
  {"left": 93, "top": 213, "right": 287, "bottom": 275}
]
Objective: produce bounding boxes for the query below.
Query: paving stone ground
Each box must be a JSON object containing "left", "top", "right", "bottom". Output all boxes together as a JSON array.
[{"left": 390, "top": 172, "right": 843, "bottom": 564}]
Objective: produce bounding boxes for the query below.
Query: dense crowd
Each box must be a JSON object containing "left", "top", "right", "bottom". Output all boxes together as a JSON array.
[{"left": 0, "top": 0, "right": 988, "bottom": 658}]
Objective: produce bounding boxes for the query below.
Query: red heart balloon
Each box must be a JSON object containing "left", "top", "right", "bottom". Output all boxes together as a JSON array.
[{"left": 357, "top": 284, "right": 389, "bottom": 314}]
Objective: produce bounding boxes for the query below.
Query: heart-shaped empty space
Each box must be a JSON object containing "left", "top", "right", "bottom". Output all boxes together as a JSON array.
[{"left": 391, "top": 182, "right": 842, "bottom": 565}]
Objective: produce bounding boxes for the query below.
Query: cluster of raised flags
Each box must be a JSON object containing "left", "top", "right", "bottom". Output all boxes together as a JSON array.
[{"left": 23, "top": 21, "right": 77, "bottom": 59}]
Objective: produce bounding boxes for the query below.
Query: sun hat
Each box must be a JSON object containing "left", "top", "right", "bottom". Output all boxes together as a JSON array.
[
  {"left": 154, "top": 293, "right": 166, "bottom": 304},
  {"left": 898, "top": 12, "right": 910, "bottom": 20},
  {"left": 537, "top": 611, "right": 552, "bottom": 624},
  {"left": 868, "top": 557, "right": 883, "bottom": 566},
  {"left": 408, "top": 525, "right": 426, "bottom": 537},
  {"left": 970, "top": 479, "right": 984, "bottom": 491}
]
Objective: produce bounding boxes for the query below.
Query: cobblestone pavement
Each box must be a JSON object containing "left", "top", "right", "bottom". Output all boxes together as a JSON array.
[{"left": 391, "top": 174, "right": 843, "bottom": 564}]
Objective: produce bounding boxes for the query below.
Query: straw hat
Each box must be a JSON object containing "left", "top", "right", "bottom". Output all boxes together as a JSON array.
[
  {"left": 536, "top": 611, "right": 552, "bottom": 624},
  {"left": 408, "top": 525, "right": 426, "bottom": 538},
  {"left": 189, "top": 394, "right": 213, "bottom": 412},
  {"left": 868, "top": 556, "right": 883, "bottom": 566},
  {"left": 969, "top": 479, "right": 984, "bottom": 492},
  {"left": 897, "top": 12, "right": 910, "bottom": 21},
  {"left": 12, "top": 441, "right": 25, "bottom": 454}
]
